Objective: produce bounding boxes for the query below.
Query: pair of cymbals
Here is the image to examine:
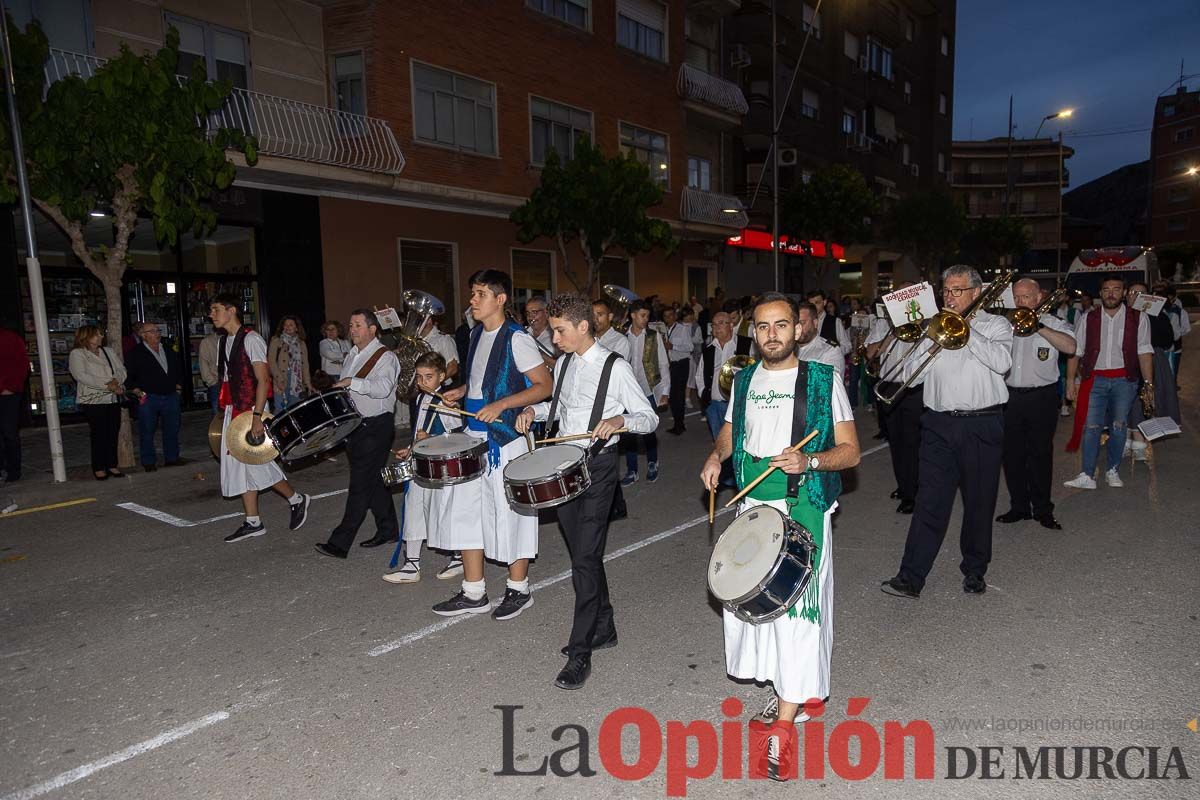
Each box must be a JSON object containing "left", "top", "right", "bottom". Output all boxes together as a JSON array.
[{"left": 211, "top": 411, "right": 280, "bottom": 465}]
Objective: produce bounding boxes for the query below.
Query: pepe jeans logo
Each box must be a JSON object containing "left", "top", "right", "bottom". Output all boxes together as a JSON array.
[{"left": 748, "top": 389, "right": 795, "bottom": 409}]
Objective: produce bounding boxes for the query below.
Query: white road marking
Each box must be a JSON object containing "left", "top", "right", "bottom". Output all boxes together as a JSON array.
[
  {"left": 860, "top": 441, "right": 890, "bottom": 458},
  {"left": 116, "top": 489, "right": 348, "bottom": 528}
]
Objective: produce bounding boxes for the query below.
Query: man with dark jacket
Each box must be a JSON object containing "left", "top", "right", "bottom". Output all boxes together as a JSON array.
[{"left": 125, "top": 322, "right": 183, "bottom": 471}]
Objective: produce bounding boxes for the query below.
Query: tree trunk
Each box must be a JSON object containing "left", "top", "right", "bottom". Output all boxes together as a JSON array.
[{"left": 100, "top": 275, "right": 135, "bottom": 468}]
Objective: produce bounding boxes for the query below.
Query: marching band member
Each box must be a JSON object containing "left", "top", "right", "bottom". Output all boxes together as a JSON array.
[
  {"left": 806, "top": 289, "right": 852, "bottom": 358},
  {"left": 525, "top": 295, "right": 559, "bottom": 366},
  {"left": 794, "top": 302, "right": 846, "bottom": 375},
  {"left": 996, "top": 279, "right": 1076, "bottom": 530},
  {"left": 865, "top": 281, "right": 922, "bottom": 513},
  {"left": 383, "top": 352, "right": 463, "bottom": 584},
  {"left": 516, "top": 294, "right": 658, "bottom": 690},
  {"left": 593, "top": 297, "right": 632, "bottom": 522},
  {"left": 208, "top": 294, "right": 310, "bottom": 543},
  {"left": 700, "top": 292, "right": 859, "bottom": 781},
  {"left": 434, "top": 270, "right": 553, "bottom": 619},
  {"left": 663, "top": 306, "right": 694, "bottom": 435},
  {"left": 621, "top": 300, "right": 669, "bottom": 486},
  {"left": 695, "top": 311, "right": 753, "bottom": 487},
  {"left": 881, "top": 266, "right": 1013, "bottom": 599},
  {"left": 314, "top": 309, "right": 402, "bottom": 558}
]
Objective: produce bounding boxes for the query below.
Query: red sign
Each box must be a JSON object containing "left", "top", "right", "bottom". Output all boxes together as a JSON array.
[{"left": 726, "top": 229, "right": 845, "bottom": 260}]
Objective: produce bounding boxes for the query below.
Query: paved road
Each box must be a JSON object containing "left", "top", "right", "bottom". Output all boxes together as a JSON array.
[{"left": 2, "top": 369, "right": 1198, "bottom": 799}]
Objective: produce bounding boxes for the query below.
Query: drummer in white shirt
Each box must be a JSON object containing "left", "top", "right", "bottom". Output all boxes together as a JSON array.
[{"left": 517, "top": 294, "right": 658, "bottom": 690}]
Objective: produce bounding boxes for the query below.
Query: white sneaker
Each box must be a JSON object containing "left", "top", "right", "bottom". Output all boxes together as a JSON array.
[
  {"left": 1130, "top": 442, "right": 1148, "bottom": 462},
  {"left": 1105, "top": 468, "right": 1124, "bottom": 488},
  {"left": 1060, "top": 405, "right": 1071, "bottom": 417},
  {"left": 382, "top": 558, "right": 421, "bottom": 584},
  {"left": 436, "top": 556, "right": 464, "bottom": 580},
  {"left": 1064, "top": 472, "right": 1097, "bottom": 490}
]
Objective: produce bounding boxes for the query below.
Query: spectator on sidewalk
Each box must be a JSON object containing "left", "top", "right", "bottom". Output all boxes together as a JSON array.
[
  {"left": 0, "top": 323, "right": 31, "bottom": 483},
  {"left": 268, "top": 316, "right": 312, "bottom": 410},
  {"left": 69, "top": 325, "right": 127, "bottom": 480},
  {"left": 199, "top": 331, "right": 221, "bottom": 415},
  {"left": 124, "top": 322, "right": 183, "bottom": 472},
  {"left": 319, "top": 320, "right": 351, "bottom": 384}
]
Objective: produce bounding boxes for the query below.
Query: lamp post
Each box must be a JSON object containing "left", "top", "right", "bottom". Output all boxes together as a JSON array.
[{"left": 1029, "top": 109, "right": 1071, "bottom": 279}]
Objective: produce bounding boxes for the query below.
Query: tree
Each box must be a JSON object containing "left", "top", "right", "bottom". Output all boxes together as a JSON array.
[
  {"left": 0, "top": 21, "right": 256, "bottom": 464},
  {"left": 958, "top": 215, "right": 1030, "bottom": 269},
  {"left": 510, "top": 138, "right": 675, "bottom": 295},
  {"left": 780, "top": 163, "right": 877, "bottom": 289},
  {"left": 885, "top": 189, "right": 967, "bottom": 282}
]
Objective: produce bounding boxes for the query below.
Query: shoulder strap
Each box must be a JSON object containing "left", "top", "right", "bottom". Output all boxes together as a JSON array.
[
  {"left": 787, "top": 361, "right": 810, "bottom": 499},
  {"left": 101, "top": 347, "right": 116, "bottom": 377},
  {"left": 217, "top": 333, "right": 229, "bottom": 382},
  {"left": 546, "top": 352, "right": 573, "bottom": 437},
  {"left": 353, "top": 344, "right": 389, "bottom": 380},
  {"left": 588, "top": 353, "right": 621, "bottom": 431}
]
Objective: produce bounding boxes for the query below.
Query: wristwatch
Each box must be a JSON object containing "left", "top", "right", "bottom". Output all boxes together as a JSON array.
[{"left": 807, "top": 455, "right": 820, "bottom": 471}]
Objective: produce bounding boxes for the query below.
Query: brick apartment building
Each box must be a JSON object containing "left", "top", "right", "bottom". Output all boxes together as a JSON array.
[{"left": 1147, "top": 85, "right": 1200, "bottom": 254}]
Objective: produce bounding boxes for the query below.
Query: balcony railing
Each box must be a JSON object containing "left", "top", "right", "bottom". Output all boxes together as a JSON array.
[
  {"left": 677, "top": 63, "right": 749, "bottom": 116},
  {"left": 953, "top": 170, "right": 1069, "bottom": 187},
  {"left": 46, "top": 48, "right": 405, "bottom": 176},
  {"left": 680, "top": 186, "right": 749, "bottom": 229}
]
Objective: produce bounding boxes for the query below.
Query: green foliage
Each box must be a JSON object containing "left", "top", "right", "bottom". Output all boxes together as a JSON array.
[
  {"left": 958, "top": 215, "right": 1031, "bottom": 267},
  {"left": 885, "top": 189, "right": 967, "bottom": 279},
  {"left": 510, "top": 138, "right": 675, "bottom": 292},
  {"left": 781, "top": 163, "right": 878, "bottom": 262}
]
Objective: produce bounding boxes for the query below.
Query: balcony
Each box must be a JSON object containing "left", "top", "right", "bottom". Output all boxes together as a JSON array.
[
  {"left": 680, "top": 186, "right": 749, "bottom": 230},
  {"left": 678, "top": 63, "right": 748, "bottom": 126},
  {"left": 953, "top": 169, "right": 1070, "bottom": 188},
  {"left": 965, "top": 201, "right": 1060, "bottom": 218},
  {"left": 46, "top": 48, "right": 405, "bottom": 176}
]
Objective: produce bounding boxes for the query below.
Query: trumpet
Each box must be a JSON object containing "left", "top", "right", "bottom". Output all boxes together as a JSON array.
[
  {"left": 1006, "top": 285, "right": 1080, "bottom": 337},
  {"left": 874, "top": 271, "right": 1018, "bottom": 405}
]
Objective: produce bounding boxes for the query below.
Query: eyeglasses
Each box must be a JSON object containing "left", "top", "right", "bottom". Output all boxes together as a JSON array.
[{"left": 941, "top": 287, "right": 976, "bottom": 298}]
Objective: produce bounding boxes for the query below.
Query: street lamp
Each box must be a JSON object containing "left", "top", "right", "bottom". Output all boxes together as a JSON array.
[
  {"left": 1032, "top": 108, "right": 1073, "bottom": 142},
  {"left": 1028, "top": 108, "right": 1073, "bottom": 281}
]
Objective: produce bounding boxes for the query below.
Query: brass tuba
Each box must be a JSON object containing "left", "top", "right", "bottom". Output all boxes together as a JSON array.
[
  {"left": 718, "top": 354, "right": 757, "bottom": 396},
  {"left": 603, "top": 284, "right": 639, "bottom": 331},
  {"left": 392, "top": 289, "right": 444, "bottom": 399}
]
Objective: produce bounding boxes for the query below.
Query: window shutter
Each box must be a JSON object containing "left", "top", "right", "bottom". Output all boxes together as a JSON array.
[{"left": 618, "top": 0, "right": 665, "bottom": 31}]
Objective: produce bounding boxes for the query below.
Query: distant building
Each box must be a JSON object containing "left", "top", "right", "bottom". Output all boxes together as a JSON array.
[{"left": 1147, "top": 85, "right": 1200, "bottom": 251}]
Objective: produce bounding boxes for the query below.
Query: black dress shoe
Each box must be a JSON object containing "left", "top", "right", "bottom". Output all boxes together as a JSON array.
[
  {"left": 359, "top": 534, "right": 399, "bottom": 548},
  {"left": 889, "top": 487, "right": 901, "bottom": 499},
  {"left": 561, "top": 631, "right": 618, "bottom": 657},
  {"left": 143, "top": 464, "right": 157, "bottom": 473},
  {"left": 608, "top": 507, "right": 628, "bottom": 522},
  {"left": 896, "top": 500, "right": 915, "bottom": 514},
  {"left": 880, "top": 575, "right": 920, "bottom": 599},
  {"left": 314, "top": 542, "right": 349, "bottom": 559},
  {"left": 1035, "top": 513, "right": 1062, "bottom": 530},
  {"left": 995, "top": 510, "right": 1031, "bottom": 524},
  {"left": 963, "top": 574, "right": 987, "bottom": 594},
  {"left": 554, "top": 656, "right": 592, "bottom": 690},
  {"left": 667, "top": 426, "right": 685, "bottom": 436}
]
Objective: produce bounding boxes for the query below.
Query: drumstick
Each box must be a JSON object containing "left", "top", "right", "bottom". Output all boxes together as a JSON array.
[
  {"left": 536, "top": 428, "right": 629, "bottom": 445},
  {"left": 723, "top": 430, "right": 820, "bottom": 509},
  {"left": 708, "top": 486, "right": 715, "bottom": 525}
]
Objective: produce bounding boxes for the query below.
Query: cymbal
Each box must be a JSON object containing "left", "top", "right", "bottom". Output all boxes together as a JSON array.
[
  {"left": 207, "top": 415, "right": 223, "bottom": 460},
  {"left": 225, "top": 411, "right": 279, "bottom": 465}
]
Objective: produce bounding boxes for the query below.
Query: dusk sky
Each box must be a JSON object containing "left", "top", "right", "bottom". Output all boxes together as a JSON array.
[{"left": 953, "top": 0, "right": 1200, "bottom": 188}]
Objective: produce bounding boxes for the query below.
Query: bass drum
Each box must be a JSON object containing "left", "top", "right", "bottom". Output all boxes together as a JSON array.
[
  {"left": 268, "top": 388, "right": 362, "bottom": 462},
  {"left": 707, "top": 505, "right": 815, "bottom": 624}
]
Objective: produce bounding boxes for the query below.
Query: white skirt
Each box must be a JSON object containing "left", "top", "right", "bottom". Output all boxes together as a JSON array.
[
  {"left": 219, "top": 406, "right": 286, "bottom": 498},
  {"left": 404, "top": 481, "right": 449, "bottom": 544},
  {"left": 721, "top": 498, "right": 835, "bottom": 705},
  {"left": 435, "top": 436, "right": 539, "bottom": 562}
]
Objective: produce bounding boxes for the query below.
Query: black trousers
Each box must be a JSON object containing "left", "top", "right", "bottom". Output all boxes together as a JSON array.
[
  {"left": 329, "top": 412, "right": 398, "bottom": 550},
  {"left": 79, "top": 402, "right": 121, "bottom": 472},
  {"left": 899, "top": 410, "right": 1003, "bottom": 590},
  {"left": 668, "top": 360, "right": 690, "bottom": 428},
  {"left": 558, "top": 450, "right": 619, "bottom": 659},
  {"left": 0, "top": 392, "right": 22, "bottom": 479},
  {"left": 1002, "top": 384, "right": 1058, "bottom": 517},
  {"left": 879, "top": 383, "right": 923, "bottom": 502}
]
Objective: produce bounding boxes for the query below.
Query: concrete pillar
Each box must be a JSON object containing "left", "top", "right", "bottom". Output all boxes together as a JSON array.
[{"left": 860, "top": 249, "right": 879, "bottom": 298}]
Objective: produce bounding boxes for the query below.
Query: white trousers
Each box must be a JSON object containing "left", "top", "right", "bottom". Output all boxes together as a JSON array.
[
  {"left": 219, "top": 407, "right": 285, "bottom": 498},
  {"left": 437, "top": 437, "right": 539, "bottom": 563}
]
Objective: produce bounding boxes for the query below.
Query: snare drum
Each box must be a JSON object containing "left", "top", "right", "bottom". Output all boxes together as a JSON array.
[
  {"left": 268, "top": 388, "right": 362, "bottom": 461},
  {"left": 503, "top": 444, "right": 591, "bottom": 509},
  {"left": 707, "top": 504, "right": 815, "bottom": 624},
  {"left": 381, "top": 459, "right": 415, "bottom": 487},
  {"left": 411, "top": 432, "right": 488, "bottom": 488}
]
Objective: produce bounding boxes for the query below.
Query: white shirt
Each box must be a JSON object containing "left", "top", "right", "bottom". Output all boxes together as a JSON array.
[
  {"left": 1072, "top": 304, "right": 1153, "bottom": 368},
  {"left": 530, "top": 342, "right": 658, "bottom": 447},
  {"left": 815, "top": 311, "right": 852, "bottom": 356},
  {"left": 695, "top": 335, "right": 741, "bottom": 403},
  {"left": 903, "top": 311, "right": 1013, "bottom": 412},
  {"left": 864, "top": 317, "right": 906, "bottom": 380},
  {"left": 143, "top": 341, "right": 168, "bottom": 374},
  {"left": 1007, "top": 314, "right": 1073, "bottom": 388},
  {"left": 467, "top": 326, "right": 544, "bottom": 400},
  {"left": 724, "top": 365, "right": 854, "bottom": 457},
  {"left": 414, "top": 391, "right": 461, "bottom": 435},
  {"left": 527, "top": 325, "right": 559, "bottom": 359},
  {"left": 1166, "top": 299, "right": 1191, "bottom": 345},
  {"left": 224, "top": 329, "right": 268, "bottom": 369},
  {"left": 423, "top": 328, "right": 459, "bottom": 368},
  {"left": 319, "top": 337, "right": 351, "bottom": 375},
  {"left": 796, "top": 337, "right": 845, "bottom": 377},
  {"left": 665, "top": 322, "right": 694, "bottom": 362},
  {"left": 598, "top": 327, "right": 632, "bottom": 362},
  {"left": 625, "top": 326, "right": 670, "bottom": 400},
  {"left": 342, "top": 338, "right": 400, "bottom": 417}
]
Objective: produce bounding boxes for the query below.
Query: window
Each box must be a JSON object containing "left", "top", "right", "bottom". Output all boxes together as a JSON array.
[
  {"left": 333, "top": 52, "right": 365, "bottom": 115},
  {"left": 1162, "top": 104, "right": 1177, "bottom": 117},
  {"left": 166, "top": 14, "right": 248, "bottom": 89},
  {"left": 1169, "top": 187, "right": 1190, "bottom": 204},
  {"left": 399, "top": 240, "right": 457, "bottom": 321},
  {"left": 801, "top": 169, "right": 813, "bottom": 184},
  {"left": 687, "top": 156, "right": 711, "bottom": 190},
  {"left": 905, "top": 16, "right": 916, "bottom": 41},
  {"left": 1167, "top": 218, "right": 1187, "bottom": 233},
  {"left": 685, "top": 15, "right": 717, "bottom": 73},
  {"left": 620, "top": 122, "right": 669, "bottom": 187},
  {"left": 526, "top": 0, "right": 589, "bottom": 30},
  {"left": 530, "top": 97, "right": 592, "bottom": 164},
  {"left": 940, "top": 33, "right": 949, "bottom": 56},
  {"left": 842, "top": 108, "right": 857, "bottom": 135},
  {"left": 599, "top": 256, "right": 631, "bottom": 288},
  {"left": 802, "top": 3, "right": 821, "bottom": 39},
  {"left": 801, "top": 88, "right": 820, "bottom": 119},
  {"left": 937, "top": 152, "right": 946, "bottom": 173},
  {"left": 617, "top": 0, "right": 666, "bottom": 61},
  {"left": 867, "top": 38, "right": 893, "bottom": 80},
  {"left": 412, "top": 62, "right": 497, "bottom": 155},
  {"left": 844, "top": 31, "right": 859, "bottom": 61},
  {"left": 1175, "top": 127, "right": 1195, "bottom": 143},
  {"left": 12, "top": 0, "right": 91, "bottom": 52},
  {"left": 511, "top": 249, "right": 554, "bottom": 306},
  {"left": 902, "top": 141, "right": 911, "bottom": 165},
  {"left": 939, "top": 93, "right": 947, "bottom": 115}
]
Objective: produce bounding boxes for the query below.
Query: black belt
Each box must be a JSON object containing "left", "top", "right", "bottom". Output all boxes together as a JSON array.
[
  {"left": 1008, "top": 384, "right": 1057, "bottom": 394},
  {"left": 940, "top": 405, "right": 1003, "bottom": 417}
]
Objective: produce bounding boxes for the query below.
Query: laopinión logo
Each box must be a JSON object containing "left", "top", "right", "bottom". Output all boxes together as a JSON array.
[{"left": 495, "top": 700, "right": 1193, "bottom": 797}]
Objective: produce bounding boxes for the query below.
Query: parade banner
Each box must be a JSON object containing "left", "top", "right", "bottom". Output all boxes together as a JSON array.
[{"left": 882, "top": 282, "right": 938, "bottom": 328}]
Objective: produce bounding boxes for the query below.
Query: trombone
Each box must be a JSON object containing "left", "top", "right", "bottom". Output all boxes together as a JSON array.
[
  {"left": 874, "top": 271, "right": 1018, "bottom": 405},
  {"left": 866, "top": 319, "right": 927, "bottom": 380}
]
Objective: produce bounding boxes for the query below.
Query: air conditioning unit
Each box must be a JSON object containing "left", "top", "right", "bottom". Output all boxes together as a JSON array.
[
  {"left": 731, "top": 44, "right": 752, "bottom": 68},
  {"left": 779, "top": 148, "right": 798, "bottom": 166},
  {"left": 857, "top": 55, "right": 869, "bottom": 72},
  {"left": 909, "top": 163, "right": 920, "bottom": 177}
]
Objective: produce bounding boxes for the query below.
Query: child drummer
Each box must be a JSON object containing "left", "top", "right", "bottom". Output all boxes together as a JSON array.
[
  {"left": 515, "top": 294, "right": 658, "bottom": 690},
  {"left": 383, "top": 352, "right": 463, "bottom": 584}
]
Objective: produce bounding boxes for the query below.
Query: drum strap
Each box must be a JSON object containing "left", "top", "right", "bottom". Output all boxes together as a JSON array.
[
  {"left": 786, "top": 361, "right": 809, "bottom": 500},
  {"left": 546, "top": 353, "right": 573, "bottom": 437},
  {"left": 588, "top": 353, "right": 622, "bottom": 431},
  {"left": 353, "top": 345, "right": 389, "bottom": 380}
]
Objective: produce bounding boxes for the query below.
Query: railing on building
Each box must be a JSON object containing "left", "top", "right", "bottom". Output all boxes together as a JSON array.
[
  {"left": 677, "top": 63, "right": 749, "bottom": 116},
  {"left": 46, "top": 48, "right": 405, "bottom": 176},
  {"left": 680, "top": 186, "right": 749, "bottom": 229}
]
